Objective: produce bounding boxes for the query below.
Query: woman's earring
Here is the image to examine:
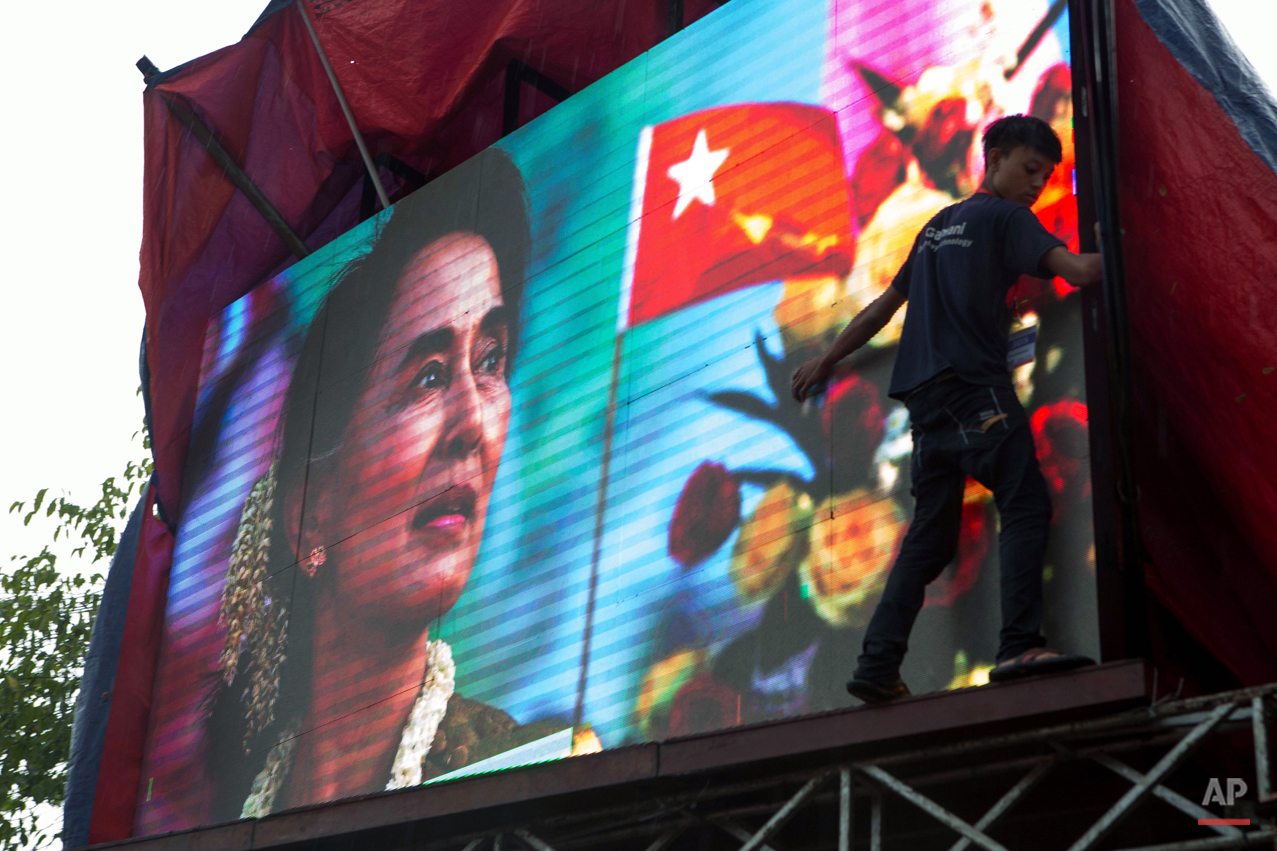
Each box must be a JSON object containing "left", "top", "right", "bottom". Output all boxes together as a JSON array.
[{"left": 304, "top": 546, "right": 327, "bottom": 578}]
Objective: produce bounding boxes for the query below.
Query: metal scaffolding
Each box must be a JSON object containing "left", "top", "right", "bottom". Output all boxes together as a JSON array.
[{"left": 423, "top": 684, "right": 1277, "bottom": 851}]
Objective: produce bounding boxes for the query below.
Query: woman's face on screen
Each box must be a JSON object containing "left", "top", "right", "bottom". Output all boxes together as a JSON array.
[{"left": 325, "top": 232, "right": 511, "bottom": 620}]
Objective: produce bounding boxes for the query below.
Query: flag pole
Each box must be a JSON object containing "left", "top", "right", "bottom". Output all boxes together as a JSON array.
[
  {"left": 573, "top": 331, "right": 624, "bottom": 728},
  {"left": 572, "top": 126, "right": 653, "bottom": 729}
]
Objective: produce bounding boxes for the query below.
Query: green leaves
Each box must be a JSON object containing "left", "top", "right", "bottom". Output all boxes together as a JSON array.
[
  {"left": 0, "top": 548, "right": 101, "bottom": 849},
  {"left": 1, "top": 412, "right": 152, "bottom": 848}
]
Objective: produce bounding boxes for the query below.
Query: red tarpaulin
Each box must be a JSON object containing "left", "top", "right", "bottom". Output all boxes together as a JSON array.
[{"left": 1116, "top": 0, "right": 1277, "bottom": 684}]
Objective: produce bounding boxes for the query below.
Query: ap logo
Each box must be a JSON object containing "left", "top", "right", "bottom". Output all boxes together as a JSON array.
[{"left": 1202, "top": 778, "right": 1248, "bottom": 806}]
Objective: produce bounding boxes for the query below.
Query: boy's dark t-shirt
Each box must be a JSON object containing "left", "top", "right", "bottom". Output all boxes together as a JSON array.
[{"left": 887, "top": 192, "right": 1064, "bottom": 401}]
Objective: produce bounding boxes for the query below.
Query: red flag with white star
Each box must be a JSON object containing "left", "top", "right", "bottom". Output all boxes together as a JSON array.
[{"left": 620, "top": 103, "right": 855, "bottom": 329}]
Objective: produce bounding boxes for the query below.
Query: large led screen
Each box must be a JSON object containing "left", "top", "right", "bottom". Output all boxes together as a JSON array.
[{"left": 136, "top": 0, "right": 1094, "bottom": 832}]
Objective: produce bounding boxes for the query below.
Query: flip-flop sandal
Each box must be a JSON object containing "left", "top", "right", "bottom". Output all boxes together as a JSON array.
[
  {"left": 846, "top": 676, "right": 912, "bottom": 704},
  {"left": 988, "top": 648, "right": 1095, "bottom": 683}
]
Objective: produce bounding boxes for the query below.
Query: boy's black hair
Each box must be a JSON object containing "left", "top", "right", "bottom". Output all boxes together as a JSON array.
[{"left": 981, "top": 114, "right": 1063, "bottom": 164}]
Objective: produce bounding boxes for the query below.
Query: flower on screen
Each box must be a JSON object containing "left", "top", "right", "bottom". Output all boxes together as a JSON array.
[
  {"left": 669, "top": 461, "right": 741, "bottom": 568},
  {"left": 1031, "top": 399, "right": 1091, "bottom": 515},
  {"left": 665, "top": 672, "right": 742, "bottom": 738},
  {"left": 802, "top": 489, "right": 904, "bottom": 626},
  {"left": 730, "top": 482, "right": 814, "bottom": 603},
  {"left": 634, "top": 649, "right": 704, "bottom": 740},
  {"left": 664, "top": 336, "right": 906, "bottom": 628},
  {"left": 772, "top": 274, "right": 859, "bottom": 356},
  {"left": 924, "top": 480, "right": 995, "bottom": 608},
  {"left": 822, "top": 372, "right": 885, "bottom": 492}
]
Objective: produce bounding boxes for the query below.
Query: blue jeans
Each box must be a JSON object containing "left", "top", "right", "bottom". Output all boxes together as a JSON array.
[{"left": 854, "top": 376, "right": 1052, "bottom": 683}]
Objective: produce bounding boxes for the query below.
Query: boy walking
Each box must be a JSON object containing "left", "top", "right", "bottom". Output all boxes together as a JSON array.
[{"left": 791, "top": 115, "right": 1103, "bottom": 703}]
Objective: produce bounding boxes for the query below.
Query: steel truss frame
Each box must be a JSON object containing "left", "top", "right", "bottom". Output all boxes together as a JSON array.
[{"left": 424, "top": 684, "right": 1277, "bottom": 851}]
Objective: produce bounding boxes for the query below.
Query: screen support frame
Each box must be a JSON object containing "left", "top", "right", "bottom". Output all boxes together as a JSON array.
[
  {"left": 359, "top": 153, "right": 430, "bottom": 222},
  {"left": 1070, "top": 0, "right": 1150, "bottom": 664},
  {"left": 503, "top": 60, "right": 573, "bottom": 137}
]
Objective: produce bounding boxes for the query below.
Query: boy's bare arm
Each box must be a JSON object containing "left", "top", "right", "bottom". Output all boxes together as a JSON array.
[
  {"left": 790, "top": 286, "right": 907, "bottom": 402},
  {"left": 1043, "top": 245, "right": 1103, "bottom": 287}
]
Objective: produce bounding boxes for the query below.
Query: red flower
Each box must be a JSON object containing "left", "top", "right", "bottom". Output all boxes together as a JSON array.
[
  {"left": 912, "top": 97, "right": 976, "bottom": 195},
  {"left": 926, "top": 480, "right": 993, "bottom": 608},
  {"left": 669, "top": 462, "right": 741, "bottom": 568},
  {"left": 1031, "top": 401, "right": 1091, "bottom": 515},
  {"left": 1030, "top": 65, "right": 1073, "bottom": 123},
  {"left": 851, "top": 129, "right": 908, "bottom": 230},
  {"left": 821, "top": 373, "right": 884, "bottom": 485}
]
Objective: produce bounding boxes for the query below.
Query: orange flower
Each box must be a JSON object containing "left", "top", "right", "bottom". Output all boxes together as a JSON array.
[
  {"left": 730, "top": 482, "right": 813, "bottom": 602},
  {"left": 945, "top": 650, "right": 994, "bottom": 690},
  {"left": 846, "top": 161, "right": 952, "bottom": 348},
  {"left": 1004, "top": 64, "right": 1082, "bottom": 312},
  {"left": 570, "top": 725, "right": 604, "bottom": 755},
  {"left": 802, "top": 490, "right": 905, "bottom": 626},
  {"left": 772, "top": 274, "right": 857, "bottom": 357},
  {"left": 634, "top": 649, "right": 704, "bottom": 740},
  {"left": 1030, "top": 65, "right": 1076, "bottom": 216}
]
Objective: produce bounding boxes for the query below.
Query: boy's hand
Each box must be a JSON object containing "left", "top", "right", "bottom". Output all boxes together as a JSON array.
[
  {"left": 791, "top": 357, "right": 832, "bottom": 402},
  {"left": 1043, "top": 245, "right": 1103, "bottom": 287},
  {"left": 788, "top": 286, "right": 905, "bottom": 402},
  {"left": 1078, "top": 252, "right": 1103, "bottom": 285}
]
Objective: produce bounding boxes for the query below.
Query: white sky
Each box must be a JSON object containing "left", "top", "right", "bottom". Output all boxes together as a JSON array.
[
  {"left": 1209, "top": 0, "right": 1277, "bottom": 96},
  {"left": 0, "top": 0, "right": 270, "bottom": 572}
]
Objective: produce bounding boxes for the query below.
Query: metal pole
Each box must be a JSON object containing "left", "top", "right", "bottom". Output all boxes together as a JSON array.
[
  {"left": 840, "top": 769, "right": 852, "bottom": 851},
  {"left": 573, "top": 330, "right": 625, "bottom": 728},
  {"left": 738, "top": 774, "right": 827, "bottom": 851},
  {"left": 503, "top": 61, "right": 523, "bottom": 136},
  {"left": 710, "top": 817, "right": 782, "bottom": 851},
  {"left": 862, "top": 766, "right": 1011, "bottom": 851},
  {"left": 1066, "top": 702, "right": 1241, "bottom": 851},
  {"left": 1085, "top": 0, "right": 1145, "bottom": 654},
  {"left": 1254, "top": 696, "right": 1272, "bottom": 802},
  {"left": 295, "top": 0, "right": 391, "bottom": 212},
  {"left": 949, "top": 759, "right": 1055, "bottom": 851},
  {"left": 158, "top": 94, "right": 311, "bottom": 260},
  {"left": 868, "top": 684, "right": 1277, "bottom": 772},
  {"left": 1092, "top": 753, "right": 1243, "bottom": 838},
  {"left": 667, "top": 0, "right": 684, "bottom": 36},
  {"left": 515, "top": 830, "right": 560, "bottom": 851},
  {"left": 643, "top": 827, "right": 685, "bottom": 851},
  {"left": 870, "top": 788, "right": 882, "bottom": 851}
]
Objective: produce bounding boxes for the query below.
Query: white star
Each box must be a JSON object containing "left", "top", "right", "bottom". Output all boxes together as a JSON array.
[{"left": 666, "top": 129, "right": 730, "bottom": 220}]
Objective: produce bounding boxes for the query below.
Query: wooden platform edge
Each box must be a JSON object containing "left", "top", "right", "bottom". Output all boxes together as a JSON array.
[{"left": 80, "top": 659, "right": 1151, "bottom": 851}]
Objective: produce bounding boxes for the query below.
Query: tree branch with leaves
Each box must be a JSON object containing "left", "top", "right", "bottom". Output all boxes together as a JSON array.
[{"left": 2, "top": 419, "right": 152, "bottom": 848}]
